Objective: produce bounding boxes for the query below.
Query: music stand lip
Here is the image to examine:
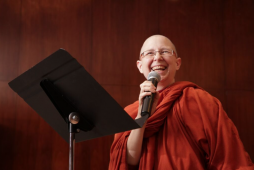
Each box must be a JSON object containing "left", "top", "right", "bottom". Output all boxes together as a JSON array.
[{"left": 8, "top": 49, "right": 147, "bottom": 143}]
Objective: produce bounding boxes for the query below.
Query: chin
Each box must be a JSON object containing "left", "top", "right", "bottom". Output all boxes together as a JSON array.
[{"left": 158, "top": 70, "right": 170, "bottom": 79}]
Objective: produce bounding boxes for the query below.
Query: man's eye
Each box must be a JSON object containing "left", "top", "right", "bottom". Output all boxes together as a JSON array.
[
  {"left": 161, "top": 50, "right": 169, "bottom": 54},
  {"left": 146, "top": 52, "right": 154, "bottom": 55}
]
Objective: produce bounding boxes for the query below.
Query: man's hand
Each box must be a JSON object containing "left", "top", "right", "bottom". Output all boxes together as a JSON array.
[{"left": 136, "top": 80, "right": 160, "bottom": 119}]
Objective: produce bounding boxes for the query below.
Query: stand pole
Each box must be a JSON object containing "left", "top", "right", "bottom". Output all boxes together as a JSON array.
[
  {"left": 69, "top": 132, "right": 75, "bottom": 170},
  {"left": 68, "top": 112, "right": 80, "bottom": 170}
]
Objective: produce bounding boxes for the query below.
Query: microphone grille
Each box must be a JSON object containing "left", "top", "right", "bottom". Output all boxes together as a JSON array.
[{"left": 147, "top": 71, "right": 161, "bottom": 82}]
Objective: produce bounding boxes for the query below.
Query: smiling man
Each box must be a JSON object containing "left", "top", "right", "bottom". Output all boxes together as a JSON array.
[
  {"left": 137, "top": 35, "right": 181, "bottom": 91},
  {"left": 109, "top": 35, "right": 254, "bottom": 170}
]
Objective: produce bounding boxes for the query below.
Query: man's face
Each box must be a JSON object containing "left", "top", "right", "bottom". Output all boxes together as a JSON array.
[{"left": 137, "top": 35, "right": 181, "bottom": 86}]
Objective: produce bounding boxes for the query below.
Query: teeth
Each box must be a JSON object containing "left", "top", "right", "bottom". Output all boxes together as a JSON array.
[{"left": 152, "top": 66, "right": 166, "bottom": 70}]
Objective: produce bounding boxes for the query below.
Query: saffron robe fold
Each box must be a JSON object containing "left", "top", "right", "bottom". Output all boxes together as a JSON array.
[{"left": 109, "top": 81, "right": 254, "bottom": 170}]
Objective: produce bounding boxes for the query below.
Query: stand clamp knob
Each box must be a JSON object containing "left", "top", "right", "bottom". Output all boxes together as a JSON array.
[{"left": 69, "top": 112, "right": 80, "bottom": 124}]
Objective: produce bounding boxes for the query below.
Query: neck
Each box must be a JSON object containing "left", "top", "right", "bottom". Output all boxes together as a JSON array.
[{"left": 156, "top": 79, "right": 175, "bottom": 91}]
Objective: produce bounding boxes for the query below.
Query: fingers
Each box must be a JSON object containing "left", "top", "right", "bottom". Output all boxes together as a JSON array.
[
  {"left": 139, "top": 91, "right": 152, "bottom": 103},
  {"left": 139, "top": 81, "right": 156, "bottom": 93},
  {"left": 138, "top": 81, "right": 156, "bottom": 104}
]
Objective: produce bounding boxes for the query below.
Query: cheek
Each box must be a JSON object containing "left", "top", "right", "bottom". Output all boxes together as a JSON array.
[
  {"left": 142, "top": 59, "right": 153, "bottom": 70},
  {"left": 168, "top": 59, "right": 178, "bottom": 68}
]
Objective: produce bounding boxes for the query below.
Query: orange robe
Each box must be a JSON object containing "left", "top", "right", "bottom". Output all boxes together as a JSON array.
[{"left": 109, "top": 81, "right": 254, "bottom": 170}]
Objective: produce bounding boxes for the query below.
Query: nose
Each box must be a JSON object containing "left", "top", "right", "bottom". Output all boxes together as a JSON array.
[{"left": 153, "top": 51, "right": 163, "bottom": 61}]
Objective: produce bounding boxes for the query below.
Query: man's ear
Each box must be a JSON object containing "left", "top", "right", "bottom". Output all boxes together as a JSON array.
[
  {"left": 176, "top": 57, "right": 182, "bottom": 70},
  {"left": 137, "top": 60, "right": 143, "bottom": 73}
]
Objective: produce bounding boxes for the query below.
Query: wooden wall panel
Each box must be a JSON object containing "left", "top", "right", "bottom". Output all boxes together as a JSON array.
[
  {"left": 0, "top": 82, "right": 17, "bottom": 169},
  {"left": 0, "top": 0, "right": 21, "bottom": 81},
  {"left": 92, "top": 0, "right": 159, "bottom": 87},
  {"left": 51, "top": 134, "right": 68, "bottom": 169},
  {"left": 10, "top": 99, "right": 65, "bottom": 169},
  {"left": 18, "top": 0, "right": 92, "bottom": 74},
  {"left": 159, "top": 0, "right": 225, "bottom": 90},
  {"left": 224, "top": 0, "right": 254, "bottom": 90},
  {"left": 75, "top": 136, "right": 113, "bottom": 170}
]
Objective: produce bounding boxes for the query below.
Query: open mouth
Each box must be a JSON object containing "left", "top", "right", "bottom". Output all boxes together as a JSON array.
[{"left": 151, "top": 66, "right": 167, "bottom": 71}]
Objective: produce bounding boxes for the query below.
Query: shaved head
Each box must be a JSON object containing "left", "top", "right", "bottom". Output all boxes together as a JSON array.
[
  {"left": 137, "top": 35, "right": 181, "bottom": 91},
  {"left": 140, "top": 35, "right": 177, "bottom": 57}
]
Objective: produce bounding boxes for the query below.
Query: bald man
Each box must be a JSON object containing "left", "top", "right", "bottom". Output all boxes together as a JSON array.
[{"left": 109, "top": 35, "right": 254, "bottom": 170}]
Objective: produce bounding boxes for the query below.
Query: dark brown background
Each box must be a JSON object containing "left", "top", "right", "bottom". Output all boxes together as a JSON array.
[{"left": 0, "top": 0, "right": 253, "bottom": 169}]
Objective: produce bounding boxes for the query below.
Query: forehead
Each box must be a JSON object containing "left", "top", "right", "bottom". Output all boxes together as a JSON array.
[{"left": 141, "top": 36, "right": 175, "bottom": 54}]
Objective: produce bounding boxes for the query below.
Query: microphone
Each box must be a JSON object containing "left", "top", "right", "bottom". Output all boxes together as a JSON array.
[{"left": 141, "top": 71, "right": 161, "bottom": 117}]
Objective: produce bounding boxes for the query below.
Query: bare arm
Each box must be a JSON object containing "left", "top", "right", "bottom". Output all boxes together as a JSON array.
[{"left": 126, "top": 81, "right": 159, "bottom": 165}]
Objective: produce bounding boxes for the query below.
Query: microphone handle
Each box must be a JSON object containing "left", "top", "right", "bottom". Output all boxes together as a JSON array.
[{"left": 141, "top": 78, "right": 158, "bottom": 117}]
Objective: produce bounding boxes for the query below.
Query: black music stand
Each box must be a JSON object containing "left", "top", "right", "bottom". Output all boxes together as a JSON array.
[{"left": 8, "top": 49, "right": 148, "bottom": 170}]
